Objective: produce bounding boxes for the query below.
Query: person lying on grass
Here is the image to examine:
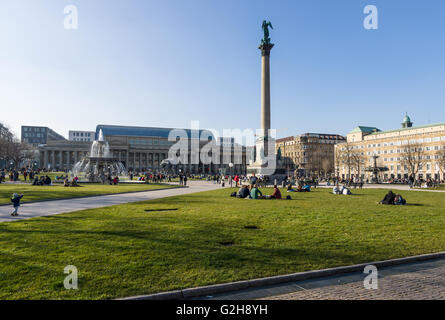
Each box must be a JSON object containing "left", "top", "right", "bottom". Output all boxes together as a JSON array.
[{"left": 378, "top": 191, "right": 407, "bottom": 205}]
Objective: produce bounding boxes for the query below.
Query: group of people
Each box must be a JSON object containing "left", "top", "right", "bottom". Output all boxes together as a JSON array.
[
  {"left": 0, "top": 168, "right": 41, "bottom": 183},
  {"left": 63, "top": 177, "right": 80, "bottom": 187},
  {"left": 179, "top": 174, "right": 188, "bottom": 186},
  {"left": 286, "top": 184, "right": 311, "bottom": 192},
  {"left": 32, "top": 175, "right": 52, "bottom": 186},
  {"left": 378, "top": 191, "right": 407, "bottom": 205},
  {"left": 332, "top": 185, "right": 352, "bottom": 195},
  {"left": 232, "top": 184, "right": 288, "bottom": 200}
]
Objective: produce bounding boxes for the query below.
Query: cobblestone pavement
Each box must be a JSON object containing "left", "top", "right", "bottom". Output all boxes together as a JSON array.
[
  {"left": 265, "top": 263, "right": 445, "bottom": 300},
  {"left": 197, "top": 258, "right": 445, "bottom": 300}
]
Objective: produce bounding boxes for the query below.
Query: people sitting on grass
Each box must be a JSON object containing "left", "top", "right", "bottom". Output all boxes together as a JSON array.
[
  {"left": 287, "top": 184, "right": 297, "bottom": 192},
  {"left": 236, "top": 185, "right": 250, "bottom": 199},
  {"left": 394, "top": 194, "right": 407, "bottom": 205},
  {"left": 250, "top": 184, "right": 263, "bottom": 199},
  {"left": 268, "top": 185, "right": 282, "bottom": 199},
  {"left": 44, "top": 175, "right": 52, "bottom": 186},
  {"left": 333, "top": 185, "right": 342, "bottom": 194},
  {"left": 378, "top": 190, "right": 406, "bottom": 205},
  {"left": 64, "top": 178, "right": 70, "bottom": 187},
  {"left": 379, "top": 190, "right": 396, "bottom": 204},
  {"left": 32, "top": 176, "right": 41, "bottom": 186},
  {"left": 302, "top": 184, "right": 311, "bottom": 192},
  {"left": 341, "top": 185, "right": 352, "bottom": 195}
]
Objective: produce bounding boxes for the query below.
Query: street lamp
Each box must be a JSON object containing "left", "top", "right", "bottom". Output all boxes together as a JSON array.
[{"left": 229, "top": 162, "right": 234, "bottom": 188}]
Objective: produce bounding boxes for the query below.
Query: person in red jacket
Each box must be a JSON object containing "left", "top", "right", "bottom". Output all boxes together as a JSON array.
[{"left": 234, "top": 175, "right": 240, "bottom": 187}]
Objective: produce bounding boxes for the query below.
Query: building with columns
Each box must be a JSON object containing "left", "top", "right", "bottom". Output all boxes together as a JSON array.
[
  {"left": 38, "top": 140, "right": 91, "bottom": 170},
  {"left": 37, "top": 124, "right": 248, "bottom": 174}
]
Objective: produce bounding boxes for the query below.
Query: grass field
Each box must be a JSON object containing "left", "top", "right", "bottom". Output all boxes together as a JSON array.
[
  {"left": 0, "top": 187, "right": 444, "bottom": 299},
  {"left": 0, "top": 183, "right": 178, "bottom": 205}
]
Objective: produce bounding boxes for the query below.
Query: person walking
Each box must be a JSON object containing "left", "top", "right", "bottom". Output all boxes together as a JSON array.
[{"left": 10, "top": 193, "right": 24, "bottom": 216}]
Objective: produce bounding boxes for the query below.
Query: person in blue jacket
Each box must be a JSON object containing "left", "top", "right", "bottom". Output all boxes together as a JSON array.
[{"left": 10, "top": 193, "right": 24, "bottom": 216}]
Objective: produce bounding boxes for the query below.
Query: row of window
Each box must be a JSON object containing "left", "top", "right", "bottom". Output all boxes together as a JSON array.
[
  {"left": 129, "top": 139, "right": 174, "bottom": 147},
  {"left": 352, "top": 136, "right": 445, "bottom": 149},
  {"left": 72, "top": 132, "right": 92, "bottom": 137},
  {"left": 23, "top": 127, "right": 46, "bottom": 132},
  {"left": 23, "top": 133, "right": 45, "bottom": 138}
]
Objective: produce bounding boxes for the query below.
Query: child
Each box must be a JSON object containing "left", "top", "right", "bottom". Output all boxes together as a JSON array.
[{"left": 11, "top": 193, "right": 24, "bottom": 216}]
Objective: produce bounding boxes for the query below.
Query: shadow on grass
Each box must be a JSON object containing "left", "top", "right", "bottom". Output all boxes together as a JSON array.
[{"left": 145, "top": 209, "right": 179, "bottom": 212}]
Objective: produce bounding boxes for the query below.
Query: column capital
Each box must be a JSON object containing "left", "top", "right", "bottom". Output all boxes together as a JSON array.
[{"left": 259, "top": 43, "right": 274, "bottom": 56}]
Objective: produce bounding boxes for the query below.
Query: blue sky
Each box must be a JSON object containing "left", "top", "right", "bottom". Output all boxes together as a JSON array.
[{"left": 1, "top": 0, "right": 445, "bottom": 139}]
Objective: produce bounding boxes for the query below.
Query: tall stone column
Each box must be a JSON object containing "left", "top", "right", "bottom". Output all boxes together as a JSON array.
[
  {"left": 259, "top": 43, "right": 274, "bottom": 139},
  {"left": 258, "top": 42, "right": 274, "bottom": 161}
]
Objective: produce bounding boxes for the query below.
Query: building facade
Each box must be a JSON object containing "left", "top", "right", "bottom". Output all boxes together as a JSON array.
[
  {"left": 37, "top": 124, "right": 248, "bottom": 174},
  {"left": 21, "top": 126, "right": 66, "bottom": 146},
  {"left": 275, "top": 133, "right": 346, "bottom": 176},
  {"left": 335, "top": 115, "right": 445, "bottom": 181},
  {"left": 69, "top": 130, "right": 95, "bottom": 142}
]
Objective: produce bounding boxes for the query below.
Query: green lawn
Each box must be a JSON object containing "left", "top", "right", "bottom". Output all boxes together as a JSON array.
[
  {"left": 0, "top": 183, "right": 178, "bottom": 205},
  {"left": 0, "top": 187, "right": 444, "bottom": 299}
]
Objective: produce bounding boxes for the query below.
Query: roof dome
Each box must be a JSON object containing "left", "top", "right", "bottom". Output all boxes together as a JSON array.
[{"left": 403, "top": 114, "right": 411, "bottom": 123}]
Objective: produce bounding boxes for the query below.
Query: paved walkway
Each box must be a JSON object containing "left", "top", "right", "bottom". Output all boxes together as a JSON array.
[
  {"left": 0, "top": 181, "right": 223, "bottom": 223},
  {"left": 197, "top": 258, "right": 445, "bottom": 300},
  {"left": 317, "top": 183, "right": 445, "bottom": 192}
]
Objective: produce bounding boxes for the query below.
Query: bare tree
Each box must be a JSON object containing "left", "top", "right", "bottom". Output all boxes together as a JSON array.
[
  {"left": 0, "top": 122, "right": 34, "bottom": 169},
  {"left": 435, "top": 145, "right": 445, "bottom": 184},
  {"left": 338, "top": 142, "right": 356, "bottom": 180},
  {"left": 334, "top": 147, "right": 343, "bottom": 180},
  {"left": 352, "top": 150, "right": 366, "bottom": 180},
  {"left": 399, "top": 142, "right": 427, "bottom": 180}
]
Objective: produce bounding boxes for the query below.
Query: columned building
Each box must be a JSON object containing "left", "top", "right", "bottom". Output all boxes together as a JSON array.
[
  {"left": 37, "top": 124, "right": 248, "bottom": 174},
  {"left": 38, "top": 140, "right": 90, "bottom": 170}
]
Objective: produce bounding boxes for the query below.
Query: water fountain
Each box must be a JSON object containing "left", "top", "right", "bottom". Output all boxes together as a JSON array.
[
  {"left": 71, "top": 130, "right": 128, "bottom": 182},
  {"left": 365, "top": 154, "right": 389, "bottom": 184}
]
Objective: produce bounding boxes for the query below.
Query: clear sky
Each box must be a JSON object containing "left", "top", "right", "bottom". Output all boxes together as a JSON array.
[{"left": 1, "top": 0, "right": 445, "bottom": 139}]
